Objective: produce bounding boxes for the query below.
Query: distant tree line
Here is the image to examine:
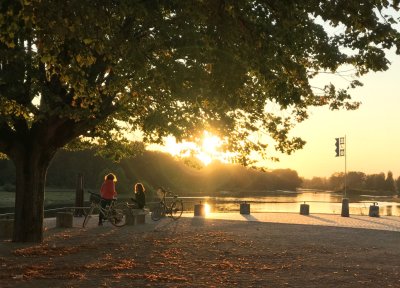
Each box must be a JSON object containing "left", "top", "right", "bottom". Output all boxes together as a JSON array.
[
  {"left": 0, "top": 149, "right": 302, "bottom": 197},
  {"left": 302, "top": 171, "right": 399, "bottom": 195},
  {"left": 3, "top": 149, "right": 398, "bottom": 196}
]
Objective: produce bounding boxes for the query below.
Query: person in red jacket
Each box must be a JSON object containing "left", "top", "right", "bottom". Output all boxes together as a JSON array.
[{"left": 99, "top": 173, "right": 117, "bottom": 226}]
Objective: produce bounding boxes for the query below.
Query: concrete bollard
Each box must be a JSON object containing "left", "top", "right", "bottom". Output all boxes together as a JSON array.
[
  {"left": 341, "top": 198, "right": 350, "bottom": 217},
  {"left": 0, "top": 219, "right": 13, "bottom": 239},
  {"left": 386, "top": 205, "right": 392, "bottom": 216},
  {"left": 240, "top": 202, "right": 250, "bottom": 215},
  {"left": 194, "top": 203, "right": 205, "bottom": 217},
  {"left": 369, "top": 202, "right": 380, "bottom": 217},
  {"left": 56, "top": 212, "right": 73, "bottom": 228},
  {"left": 300, "top": 203, "right": 309, "bottom": 215}
]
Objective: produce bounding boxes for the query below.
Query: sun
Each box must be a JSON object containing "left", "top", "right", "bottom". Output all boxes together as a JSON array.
[
  {"left": 202, "top": 133, "right": 220, "bottom": 154},
  {"left": 152, "top": 131, "right": 233, "bottom": 166},
  {"left": 196, "top": 132, "right": 222, "bottom": 165}
]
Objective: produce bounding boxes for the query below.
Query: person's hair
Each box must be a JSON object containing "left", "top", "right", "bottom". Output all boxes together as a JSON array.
[
  {"left": 135, "top": 183, "right": 145, "bottom": 193},
  {"left": 105, "top": 173, "right": 117, "bottom": 182}
]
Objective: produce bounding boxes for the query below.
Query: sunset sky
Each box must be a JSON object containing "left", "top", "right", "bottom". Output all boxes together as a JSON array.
[{"left": 267, "top": 52, "right": 400, "bottom": 179}]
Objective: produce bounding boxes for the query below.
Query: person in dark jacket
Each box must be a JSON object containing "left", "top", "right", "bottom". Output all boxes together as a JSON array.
[{"left": 131, "top": 182, "right": 146, "bottom": 209}]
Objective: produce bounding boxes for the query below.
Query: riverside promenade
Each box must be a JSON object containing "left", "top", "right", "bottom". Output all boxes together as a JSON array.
[
  {"left": 2, "top": 212, "right": 400, "bottom": 287},
  {"left": 182, "top": 212, "right": 400, "bottom": 233}
]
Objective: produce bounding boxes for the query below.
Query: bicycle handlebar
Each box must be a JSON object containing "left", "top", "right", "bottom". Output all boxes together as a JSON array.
[
  {"left": 87, "top": 190, "right": 117, "bottom": 201},
  {"left": 158, "top": 186, "right": 173, "bottom": 195}
]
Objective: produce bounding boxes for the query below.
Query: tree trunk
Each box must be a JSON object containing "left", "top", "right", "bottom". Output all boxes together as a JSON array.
[{"left": 12, "top": 148, "right": 53, "bottom": 242}]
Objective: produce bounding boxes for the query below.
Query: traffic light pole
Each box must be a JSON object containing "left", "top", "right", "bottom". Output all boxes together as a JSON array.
[
  {"left": 344, "top": 135, "right": 347, "bottom": 198},
  {"left": 341, "top": 135, "right": 349, "bottom": 217},
  {"left": 336, "top": 135, "right": 349, "bottom": 217}
]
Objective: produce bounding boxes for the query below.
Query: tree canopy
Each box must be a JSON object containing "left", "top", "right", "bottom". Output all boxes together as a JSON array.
[
  {"left": 1, "top": 0, "right": 400, "bottom": 242},
  {"left": 2, "top": 0, "right": 399, "bottom": 162}
]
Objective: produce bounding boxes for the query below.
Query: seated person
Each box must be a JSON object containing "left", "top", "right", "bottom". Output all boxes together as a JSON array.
[{"left": 130, "top": 182, "right": 146, "bottom": 209}]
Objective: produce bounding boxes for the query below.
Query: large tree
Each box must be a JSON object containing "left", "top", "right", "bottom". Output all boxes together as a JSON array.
[{"left": 1, "top": 0, "right": 399, "bottom": 242}]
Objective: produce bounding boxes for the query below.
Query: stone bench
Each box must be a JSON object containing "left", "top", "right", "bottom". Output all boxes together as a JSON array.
[
  {"left": 0, "top": 219, "right": 13, "bottom": 239},
  {"left": 56, "top": 212, "right": 73, "bottom": 228},
  {"left": 126, "top": 208, "right": 148, "bottom": 226}
]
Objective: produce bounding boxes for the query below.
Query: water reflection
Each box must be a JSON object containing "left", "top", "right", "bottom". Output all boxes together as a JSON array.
[{"left": 191, "top": 190, "right": 400, "bottom": 216}]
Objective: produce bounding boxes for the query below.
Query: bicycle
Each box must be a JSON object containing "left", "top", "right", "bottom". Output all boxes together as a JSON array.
[
  {"left": 151, "top": 187, "right": 184, "bottom": 221},
  {"left": 82, "top": 191, "right": 130, "bottom": 228}
]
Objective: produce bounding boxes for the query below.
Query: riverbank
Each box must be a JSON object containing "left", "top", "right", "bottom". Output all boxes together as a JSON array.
[{"left": 1, "top": 214, "right": 399, "bottom": 287}]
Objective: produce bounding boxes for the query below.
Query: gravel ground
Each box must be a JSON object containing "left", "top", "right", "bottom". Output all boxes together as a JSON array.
[{"left": 0, "top": 216, "right": 399, "bottom": 287}]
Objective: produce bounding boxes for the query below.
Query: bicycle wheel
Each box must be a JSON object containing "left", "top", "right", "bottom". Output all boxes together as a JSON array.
[
  {"left": 170, "top": 200, "right": 183, "bottom": 220},
  {"left": 108, "top": 202, "right": 129, "bottom": 227},
  {"left": 82, "top": 204, "right": 95, "bottom": 228},
  {"left": 151, "top": 204, "right": 164, "bottom": 221}
]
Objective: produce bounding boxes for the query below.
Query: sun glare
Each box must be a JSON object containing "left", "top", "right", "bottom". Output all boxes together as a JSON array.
[
  {"left": 202, "top": 134, "right": 220, "bottom": 154},
  {"left": 164, "top": 137, "right": 197, "bottom": 157},
  {"left": 196, "top": 152, "right": 213, "bottom": 166},
  {"left": 204, "top": 203, "right": 211, "bottom": 216},
  {"left": 196, "top": 132, "right": 223, "bottom": 165},
  {"left": 159, "top": 131, "right": 231, "bottom": 166}
]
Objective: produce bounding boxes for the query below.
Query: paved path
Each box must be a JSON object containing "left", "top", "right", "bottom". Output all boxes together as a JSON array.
[
  {"left": 46, "top": 212, "right": 400, "bottom": 233},
  {"left": 182, "top": 212, "right": 400, "bottom": 232}
]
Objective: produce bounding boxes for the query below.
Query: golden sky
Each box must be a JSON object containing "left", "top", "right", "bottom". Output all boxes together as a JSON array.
[{"left": 268, "top": 52, "right": 400, "bottom": 179}]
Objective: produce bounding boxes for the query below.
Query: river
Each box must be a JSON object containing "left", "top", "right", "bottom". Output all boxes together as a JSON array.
[{"left": 1, "top": 189, "right": 399, "bottom": 217}]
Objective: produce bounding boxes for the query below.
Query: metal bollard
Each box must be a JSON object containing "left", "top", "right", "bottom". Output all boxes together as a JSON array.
[
  {"left": 369, "top": 202, "right": 380, "bottom": 217},
  {"left": 300, "top": 202, "right": 309, "bottom": 215},
  {"left": 341, "top": 198, "right": 350, "bottom": 217},
  {"left": 194, "top": 202, "right": 205, "bottom": 217},
  {"left": 240, "top": 202, "right": 250, "bottom": 215}
]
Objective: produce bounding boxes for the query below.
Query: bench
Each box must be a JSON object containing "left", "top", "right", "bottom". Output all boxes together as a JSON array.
[
  {"left": 126, "top": 208, "right": 149, "bottom": 226},
  {"left": 0, "top": 219, "right": 13, "bottom": 239},
  {"left": 56, "top": 212, "right": 73, "bottom": 228}
]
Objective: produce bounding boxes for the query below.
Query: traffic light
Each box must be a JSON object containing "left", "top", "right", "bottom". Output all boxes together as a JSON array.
[
  {"left": 335, "top": 137, "right": 345, "bottom": 157},
  {"left": 335, "top": 138, "right": 340, "bottom": 157}
]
